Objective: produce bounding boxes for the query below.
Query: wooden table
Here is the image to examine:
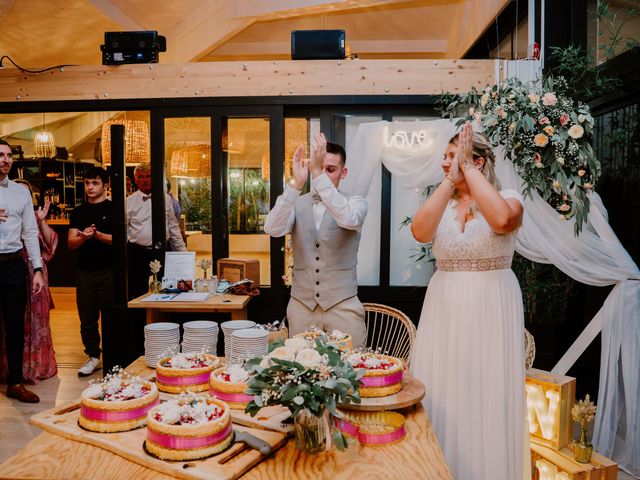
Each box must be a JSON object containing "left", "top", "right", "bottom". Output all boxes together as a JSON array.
[
  {"left": 0, "top": 358, "right": 452, "bottom": 480},
  {"left": 128, "top": 293, "right": 251, "bottom": 323}
]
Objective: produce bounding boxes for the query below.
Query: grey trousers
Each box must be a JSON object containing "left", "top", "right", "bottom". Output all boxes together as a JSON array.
[{"left": 286, "top": 295, "right": 367, "bottom": 348}]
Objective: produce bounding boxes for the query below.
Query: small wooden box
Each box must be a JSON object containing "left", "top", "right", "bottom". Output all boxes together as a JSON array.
[
  {"left": 217, "top": 258, "right": 260, "bottom": 286},
  {"left": 530, "top": 442, "right": 618, "bottom": 480},
  {"left": 526, "top": 368, "right": 576, "bottom": 450}
]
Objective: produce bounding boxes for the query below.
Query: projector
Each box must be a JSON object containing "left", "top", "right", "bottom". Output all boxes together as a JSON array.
[{"left": 101, "top": 31, "right": 167, "bottom": 65}]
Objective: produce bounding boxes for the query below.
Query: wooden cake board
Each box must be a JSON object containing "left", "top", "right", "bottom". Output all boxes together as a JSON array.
[{"left": 30, "top": 402, "right": 288, "bottom": 480}]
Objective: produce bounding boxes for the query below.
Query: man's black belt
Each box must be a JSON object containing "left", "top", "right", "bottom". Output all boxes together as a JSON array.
[
  {"left": 127, "top": 242, "right": 154, "bottom": 251},
  {"left": 0, "top": 249, "right": 23, "bottom": 262}
]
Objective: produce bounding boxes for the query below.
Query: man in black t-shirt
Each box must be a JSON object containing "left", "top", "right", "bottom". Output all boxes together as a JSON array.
[{"left": 68, "top": 167, "right": 113, "bottom": 377}]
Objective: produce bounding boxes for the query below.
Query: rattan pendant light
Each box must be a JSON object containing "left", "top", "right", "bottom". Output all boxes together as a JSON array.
[
  {"left": 101, "top": 119, "right": 150, "bottom": 166},
  {"left": 33, "top": 113, "right": 57, "bottom": 158}
]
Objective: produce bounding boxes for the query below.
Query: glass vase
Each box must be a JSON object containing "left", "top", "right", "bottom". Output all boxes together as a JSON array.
[
  {"left": 149, "top": 274, "right": 161, "bottom": 294},
  {"left": 294, "top": 410, "right": 328, "bottom": 455},
  {"left": 574, "top": 426, "right": 593, "bottom": 463}
]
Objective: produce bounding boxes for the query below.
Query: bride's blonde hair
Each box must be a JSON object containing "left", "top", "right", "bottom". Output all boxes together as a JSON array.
[{"left": 448, "top": 131, "right": 501, "bottom": 194}]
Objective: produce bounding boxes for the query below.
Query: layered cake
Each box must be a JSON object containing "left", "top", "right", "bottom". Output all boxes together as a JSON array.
[
  {"left": 346, "top": 352, "right": 403, "bottom": 397},
  {"left": 209, "top": 364, "right": 253, "bottom": 409},
  {"left": 146, "top": 394, "right": 233, "bottom": 461},
  {"left": 79, "top": 370, "right": 159, "bottom": 433},
  {"left": 294, "top": 327, "right": 353, "bottom": 352},
  {"left": 156, "top": 353, "right": 220, "bottom": 394},
  {"left": 334, "top": 411, "right": 406, "bottom": 445}
]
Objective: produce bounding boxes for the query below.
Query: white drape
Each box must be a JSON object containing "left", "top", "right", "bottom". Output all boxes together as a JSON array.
[{"left": 343, "top": 119, "right": 640, "bottom": 477}]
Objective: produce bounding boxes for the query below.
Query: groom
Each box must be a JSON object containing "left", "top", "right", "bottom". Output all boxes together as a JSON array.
[{"left": 264, "top": 134, "right": 368, "bottom": 347}]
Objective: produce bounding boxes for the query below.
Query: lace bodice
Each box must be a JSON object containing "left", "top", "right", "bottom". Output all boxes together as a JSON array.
[{"left": 432, "top": 190, "right": 523, "bottom": 269}]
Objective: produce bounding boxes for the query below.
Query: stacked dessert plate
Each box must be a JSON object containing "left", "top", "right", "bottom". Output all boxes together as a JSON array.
[
  {"left": 230, "top": 328, "right": 269, "bottom": 364},
  {"left": 144, "top": 322, "right": 180, "bottom": 368},
  {"left": 181, "top": 320, "right": 219, "bottom": 355},
  {"left": 220, "top": 320, "right": 256, "bottom": 362}
]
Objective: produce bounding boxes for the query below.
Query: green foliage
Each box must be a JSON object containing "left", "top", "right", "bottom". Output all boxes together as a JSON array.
[
  {"left": 182, "top": 179, "right": 212, "bottom": 232},
  {"left": 244, "top": 338, "right": 362, "bottom": 421}
]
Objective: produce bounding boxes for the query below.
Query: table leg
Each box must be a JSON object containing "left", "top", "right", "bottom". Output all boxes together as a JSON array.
[
  {"left": 145, "top": 310, "right": 155, "bottom": 324},
  {"left": 231, "top": 308, "right": 248, "bottom": 320}
]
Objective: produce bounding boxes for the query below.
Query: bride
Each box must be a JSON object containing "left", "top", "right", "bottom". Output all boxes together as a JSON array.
[{"left": 411, "top": 122, "right": 528, "bottom": 479}]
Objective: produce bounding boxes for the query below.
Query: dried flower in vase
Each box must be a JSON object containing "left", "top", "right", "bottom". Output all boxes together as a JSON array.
[
  {"left": 571, "top": 394, "right": 597, "bottom": 427},
  {"left": 149, "top": 260, "right": 162, "bottom": 275},
  {"left": 198, "top": 258, "right": 212, "bottom": 278}
]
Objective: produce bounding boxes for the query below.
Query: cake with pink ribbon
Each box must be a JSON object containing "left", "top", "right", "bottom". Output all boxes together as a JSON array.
[
  {"left": 146, "top": 394, "right": 233, "bottom": 461},
  {"left": 79, "top": 370, "right": 159, "bottom": 433},
  {"left": 156, "top": 353, "right": 220, "bottom": 394},
  {"left": 209, "top": 364, "right": 253, "bottom": 409},
  {"left": 334, "top": 411, "right": 406, "bottom": 445},
  {"left": 347, "top": 352, "right": 404, "bottom": 397}
]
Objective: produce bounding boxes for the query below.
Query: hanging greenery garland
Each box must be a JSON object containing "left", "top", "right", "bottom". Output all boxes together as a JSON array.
[{"left": 440, "top": 76, "right": 601, "bottom": 234}]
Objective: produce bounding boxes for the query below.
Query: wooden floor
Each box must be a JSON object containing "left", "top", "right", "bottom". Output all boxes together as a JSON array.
[{"left": 0, "top": 289, "right": 634, "bottom": 479}]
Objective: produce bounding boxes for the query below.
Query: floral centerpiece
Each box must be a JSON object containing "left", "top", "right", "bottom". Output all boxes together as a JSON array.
[
  {"left": 440, "top": 76, "right": 601, "bottom": 234},
  {"left": 244, "top": 337, "right": 363, "bottom": 453},
  {"left": 571, "top": 394, "right": 597, "bottom": 463}
]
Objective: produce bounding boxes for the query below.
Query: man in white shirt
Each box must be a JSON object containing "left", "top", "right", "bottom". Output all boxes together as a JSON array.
[
  {"left": 0, "top": 140, "right": 44, "bottom": 403},
  {"left": 264, "top": 134, "right": 368, "bottom": 347},
  {"left": 126, "top": 163, "right": 187, "bottom": 301}
]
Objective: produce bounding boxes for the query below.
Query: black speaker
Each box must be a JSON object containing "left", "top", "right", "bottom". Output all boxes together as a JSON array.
[
  {"left": 291, "top": 30, "right": 345, "bottom": 60},
  {"left": 101, "top": 31, "right": 167, "bottom": 65}
]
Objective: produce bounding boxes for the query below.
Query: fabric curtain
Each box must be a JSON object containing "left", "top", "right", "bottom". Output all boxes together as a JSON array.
[{"left": 343, "top": 119, "right": 640, "bottom": 476}]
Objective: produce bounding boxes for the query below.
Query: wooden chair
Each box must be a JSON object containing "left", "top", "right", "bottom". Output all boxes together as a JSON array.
[
  {"left": 363, "top": 303, "right": 416, "bottom": 367},
  {"left": 525, "top": 328, "right": 536, "bottom": 370}
]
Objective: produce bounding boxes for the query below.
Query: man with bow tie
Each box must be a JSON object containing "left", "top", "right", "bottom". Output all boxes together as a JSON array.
[
  {"left": 264, "top": 134, "right": 368, "bottom": 347},
  {"left": 0, "top": 139, "right": 43, "bottom": 403},
  {"left": 126, "top": 163, "right": 187, "bottom": 302}
]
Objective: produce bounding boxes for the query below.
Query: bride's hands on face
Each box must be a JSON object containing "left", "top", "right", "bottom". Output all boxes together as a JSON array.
[{"left": 457, "top": 123, "right": 475, "bottom": 172}]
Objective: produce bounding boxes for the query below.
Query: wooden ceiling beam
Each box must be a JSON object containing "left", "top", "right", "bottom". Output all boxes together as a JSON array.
[
  {"left": 87, "top": 0, "right": 143, "bottom": 30},
  {"left": 228, "top": 0, "right": 417, "bottom": 19}
]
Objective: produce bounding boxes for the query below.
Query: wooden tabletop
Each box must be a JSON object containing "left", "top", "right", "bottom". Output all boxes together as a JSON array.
[
  {"left": 128, "top": 293, "right": 251, "bottom": 313},
  {"left": 0, "top": 358, "right": 452, "bottom": 480}
]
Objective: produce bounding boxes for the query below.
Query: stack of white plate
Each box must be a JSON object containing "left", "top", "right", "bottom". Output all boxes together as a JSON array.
[
  {"left": 220, "top": 320, "right": 256, "bottom": 362},
  {"left": 144, "top": 322, "right": 180, "bottom": 368},
  {"left": 182, "top": 320, "right": 219, "bottom": 355},
  {"left": 230, "top": 328, "right": 269, "bottom": 364}
]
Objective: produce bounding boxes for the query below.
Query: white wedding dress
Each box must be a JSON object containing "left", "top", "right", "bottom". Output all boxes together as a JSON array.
[{"left": 411, "top": 190, "right": 529, "bottom": 480}]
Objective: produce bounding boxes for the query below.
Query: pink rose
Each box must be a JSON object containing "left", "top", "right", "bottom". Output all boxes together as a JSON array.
[
  {"left": 542, "top": 92, "right": 557, "bottom": 106},
  {"left": 578, "top": 168, "right": 586, "bottom": 177},
  {"left": 539, "top": 116, "right": 550, "bottom": 125},
  {"left": 497, "top": 107, "right": 506, "bottom": 119},
  {"left": 559, "top": 204, "right": 571, "bottom": 212},
  {"left": 559, "top": 113, "right": 570, "bottom": 126}
]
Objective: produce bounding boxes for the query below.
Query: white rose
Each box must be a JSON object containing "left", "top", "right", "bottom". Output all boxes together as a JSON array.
[
  {"left": 556, "top": 157, "right": 565, "bottom": 166},
  {"left": 269, "top": 346, "right": 296, "bottom": 362},
  {"left": 295, "top": 348, "right": 323, "bottom": 369},
  {"left": 480, "top": 93, "right": 489, "bottom": 107},
  {"left": 259, "top": 357, "right": 271, "bottom": 369},
  {"left": 578, "top": 114, "right": 586, "bottom": 123},
  {"left": 468, "top": 107, "right": 475, "bottom": 115},
  {"left": 85, "top": 384, "right": 104, "bottom": 399},
  {"left": 567, "top": 125, "right": 584, "bottom": 139},
  {"left": 528, "top": 93, "right": 539, "bottom": 104},
  {"left": 285, "top": 337, "right": 308, "bottom": 354}
]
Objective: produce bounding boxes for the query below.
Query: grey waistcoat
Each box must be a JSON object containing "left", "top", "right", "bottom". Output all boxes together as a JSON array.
[{"left": 290, "top": 192, "right": 361, "bottom": 311}]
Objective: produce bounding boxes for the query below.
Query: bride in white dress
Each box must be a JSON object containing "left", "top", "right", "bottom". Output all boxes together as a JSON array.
[{"left": 411, "top": 123, "right": 528, "bottom": 480}]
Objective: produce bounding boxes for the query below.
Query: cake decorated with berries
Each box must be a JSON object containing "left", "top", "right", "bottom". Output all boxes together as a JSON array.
[
  {"left": 156, "top": 353, "right": 220, "bottom": 394},
  {"left": 79, "top": 370, "right": 159, "bottom": 433},
  {"left": 294, "top": 328, "right": 353, "bottom": 352},
  {"left": 146, "top": 394, "right": 233, "bottom": 461},
  {"left": 209, "top": 364, "right": 254, "bottom": 409},
  {"left": 346, "top": 352, "right": 404, "bottom": 398}
]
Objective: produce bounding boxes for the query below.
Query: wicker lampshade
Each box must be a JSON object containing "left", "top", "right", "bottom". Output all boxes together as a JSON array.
[
  {"left": 170, "top": 144, "right": 211, "bottom": 178},
  {"left": 34, "top": 131, "right": 57, "bottom": 158},
  {"left": 101, "top": 119, "right": 150, "bottom": 166}
]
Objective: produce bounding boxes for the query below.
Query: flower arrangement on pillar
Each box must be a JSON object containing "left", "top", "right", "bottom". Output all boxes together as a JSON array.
[{"left": 571, "top": 394, "right": 596, "bottom": 463}]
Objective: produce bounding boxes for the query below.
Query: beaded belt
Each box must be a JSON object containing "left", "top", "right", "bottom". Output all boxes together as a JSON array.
[{"left": 436, "top": 256, "right": 512, "bottom": 272}]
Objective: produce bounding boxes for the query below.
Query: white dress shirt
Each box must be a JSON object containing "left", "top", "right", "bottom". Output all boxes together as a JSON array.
[
  {"left": 126, "top": 190, "right": 187, "bottom": 251},
  {"left": 264, "top": 173, "right": 368, "bottom": 236},
  {"left": 0, "top": 179, "right": 43, "bottom": 268}
]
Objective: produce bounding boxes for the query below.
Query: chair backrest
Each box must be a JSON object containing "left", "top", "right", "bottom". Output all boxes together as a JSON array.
[{"left": 363, "top": 303, "right": 416, "bottom": 366}]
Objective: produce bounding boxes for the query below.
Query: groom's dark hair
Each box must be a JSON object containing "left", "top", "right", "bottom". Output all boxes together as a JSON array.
[{"left": 326, "top": 142, "right": 346, "bottom": 165}]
